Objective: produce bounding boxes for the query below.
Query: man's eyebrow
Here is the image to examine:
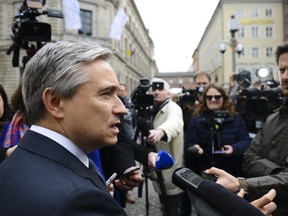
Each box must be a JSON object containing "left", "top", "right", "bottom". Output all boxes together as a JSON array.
[{"left": 98, "top": 85, "right": 118, "bottom": 93}]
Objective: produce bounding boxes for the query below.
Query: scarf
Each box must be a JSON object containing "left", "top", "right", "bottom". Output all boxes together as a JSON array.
[{"left": 2, "top": 111, "right": 29, "bottom": 148}]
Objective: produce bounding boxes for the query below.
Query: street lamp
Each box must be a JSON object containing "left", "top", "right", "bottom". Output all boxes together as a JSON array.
[{"left": 219, "top": 15, "right": 243, "bottom": 73}]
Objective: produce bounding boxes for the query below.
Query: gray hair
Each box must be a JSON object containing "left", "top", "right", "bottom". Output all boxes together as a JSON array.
[{"left": 22, "top": 40, "right": 113, "bottom": 124}]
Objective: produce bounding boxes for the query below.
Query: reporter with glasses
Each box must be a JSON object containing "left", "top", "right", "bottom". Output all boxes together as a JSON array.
[{"left": 180, "top": 84, "right": 251, "bottom": 216}]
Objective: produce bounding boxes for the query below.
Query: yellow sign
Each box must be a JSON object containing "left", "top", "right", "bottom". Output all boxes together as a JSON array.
[{"left": 240, "top": 19, "right": 274, "bottom": 25}]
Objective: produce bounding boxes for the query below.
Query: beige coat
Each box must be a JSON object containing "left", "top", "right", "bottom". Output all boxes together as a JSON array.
[{"left": 151, "top": 100, "right": 184, "bottom": 195}]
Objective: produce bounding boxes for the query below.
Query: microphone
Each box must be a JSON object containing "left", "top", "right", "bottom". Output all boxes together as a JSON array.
[
  {"left": 172, "top": 168, "right": 264, "bottom": 216},
  {"left": 155, "top": 150, "right": 174, "bottom": 170},
  {"left": 197, "top": 181, "right": 263, "bottom": 216},
  {"left": 187, "top": 146, "right": 200, "bottom": 156},
  {"left": 137, "top": 118, "right": 151, "bottom": 137}
]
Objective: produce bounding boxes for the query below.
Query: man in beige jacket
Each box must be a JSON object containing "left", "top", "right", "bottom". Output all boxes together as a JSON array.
[{"left": 147, "top": 78, "right": 184, "bottom": 216}]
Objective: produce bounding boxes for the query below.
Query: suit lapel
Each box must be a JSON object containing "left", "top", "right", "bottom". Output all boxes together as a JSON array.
[{"left": 18, "top": 130, "right": 109, "bottom": 194}]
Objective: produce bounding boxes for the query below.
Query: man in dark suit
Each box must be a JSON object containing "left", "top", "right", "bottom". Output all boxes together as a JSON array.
[{"left": 0, "top": 41, "right": 134, "bottom": 215}]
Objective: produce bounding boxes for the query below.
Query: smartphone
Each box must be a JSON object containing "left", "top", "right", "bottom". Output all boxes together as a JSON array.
[
  {"left": 106, "top": 172, "right": 117, "bottom": 187},
  {"left": 120, "top": 166, "right": 141, "bottom": 180},
  {"left": 214, "top": 150, "right": 226, "bottom": 155}
]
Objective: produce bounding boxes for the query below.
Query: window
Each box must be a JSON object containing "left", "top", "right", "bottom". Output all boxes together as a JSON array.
[
  {"left": 252, "top": 47, "right": 259, "bottom": 58},
  {"left": 266, "top": 47, "right": 273, "bottom": 57},
  {"left": 251, "top": 26, "right": 258, "bottom": 38},
  {"left": 266, "top": 26, "right": 273, "bottom": 37},
  {"left": 252, "top": 9, "right": 258, "bottom": 17},
  {"left": 237, "top": 9, "right": 244, "bottom": 18},
  {"left": 237, "top": 27, "right": 245, "bottom": 38},
  {"left": 265, "top": 9, "right": 272, "bottom": 17},
  {"left": 79, "top": 9, "right": 92, "bottom": 36}
]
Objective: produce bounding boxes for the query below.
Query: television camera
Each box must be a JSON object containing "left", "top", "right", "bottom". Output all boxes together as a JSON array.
[
  {"left": 131, "top": 78, "right": 164, "bottom": 118},
  {"left": 178, "top": 87, "right": 199, "bottom": 107},
  {"left": 6, "top": 0, "right": 63, "bottom": 69},
  {"left": 233, "top": 69, "right": 252, "bottom": 89},
  {"left": 177, "top": 86, "right": 207, "bottom": 108},
  {"left": 235, "top": 67, "right": 284, "bottom": 131},
  {"left": 237, "top": 86, "right": 283, "bottom": 121}
]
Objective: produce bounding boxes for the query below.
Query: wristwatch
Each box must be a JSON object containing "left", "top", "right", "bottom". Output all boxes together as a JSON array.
[{"left": 237, "top": 177, "right": 248, "bottom": 192}]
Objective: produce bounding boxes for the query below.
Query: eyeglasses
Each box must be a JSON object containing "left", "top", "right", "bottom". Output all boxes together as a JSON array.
[
  {"left": 196, "top": 82, "right": 208, "bottom": 86},
  {"left": 206, "top": 95, "right": 222, "bottom": 101}
]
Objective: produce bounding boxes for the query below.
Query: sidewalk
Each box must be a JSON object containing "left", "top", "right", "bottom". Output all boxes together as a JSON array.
[{"left": 124, "top": 178, "right": 163, "bottom": 216}]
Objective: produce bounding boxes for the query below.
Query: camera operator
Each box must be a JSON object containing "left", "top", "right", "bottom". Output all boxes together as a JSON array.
[
  {"left": 181, "top": 71, "right": 211, "bottom": 132},
  {"left": 146, "top": 78, "right": 184, "bottom": 216},
  {"left": 181, "top": 84, "right": 251, "bottom": 215}
]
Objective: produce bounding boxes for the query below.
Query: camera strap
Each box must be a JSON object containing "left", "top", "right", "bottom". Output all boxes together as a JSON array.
[{"left": 152, "top": 98, "right": 170, "bottom": 118}]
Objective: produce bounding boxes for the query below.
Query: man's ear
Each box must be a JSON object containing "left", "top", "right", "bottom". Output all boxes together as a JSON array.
[{"left": 42, "top": 88, "right": 64, "bottom": 118}]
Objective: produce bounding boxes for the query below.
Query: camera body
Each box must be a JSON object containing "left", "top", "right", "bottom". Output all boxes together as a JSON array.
[
  {"left": 233, "top": 70, "right": 252, "bottom": 89},
  {"left": 131, "top": 78, "right": 165, "bottom": 118},
  {"left": 7, "top": 0, "right": 63, "bottom": 68},
  {"left": 237, "top": 86, "right": 283, "bottom": 122},
  {"left": 177, "top": 87, "right": 205, "bottom": 109}
]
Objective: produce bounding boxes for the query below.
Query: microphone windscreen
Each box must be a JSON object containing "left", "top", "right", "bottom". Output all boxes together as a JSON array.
[
  {"left": 155, "top": 150, "right": 174, "bottom": 170},
  {"left": 187, "top": 146, "right": 200, "bottom": 156}
]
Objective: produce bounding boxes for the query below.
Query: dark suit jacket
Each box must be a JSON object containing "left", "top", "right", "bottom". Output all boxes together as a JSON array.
[{"left": 0, "top": 130, "right": 127, "bottom": 216}]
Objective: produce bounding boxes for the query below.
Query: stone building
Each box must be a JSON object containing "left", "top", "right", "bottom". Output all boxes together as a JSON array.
[
  {"left": 0, "top": 0, "right": 156, "bottom": 100},
  {"left": 194, "top": 0, "right": 285, "bottom": 87}
]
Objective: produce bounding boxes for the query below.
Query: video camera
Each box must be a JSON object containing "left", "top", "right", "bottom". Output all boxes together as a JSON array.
[
  {"left": 237, "top": 86, "right": 283, "bottom": 122},
  {"left": 131, "top": 78, "right": 164, "bottom": 118},
  {"left": 7, "top": 0, "right": 63, "bottom": 68},
  {"left": 232, "top": 67, "right": 284, "bottom": 131},
  {"left": 233, "top": 69, "right": 252, "bottom": 89},
  {"left": 178, "top": 87, "right": 199, "bottom": 106},
  {"left": 177, "top": 86, "right": 206, "bottom": 108}
]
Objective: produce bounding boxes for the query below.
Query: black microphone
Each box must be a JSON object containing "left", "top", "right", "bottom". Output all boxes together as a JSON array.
[
  {"left": 137, "top": 118, "right": 151, "bottom": 137},
  {"left": 172, "top": 168, "right": 264, "bottom": 216},
  {"left": 197, "top": 181, "right": 264, "bottom": 216},
  {"left": 187, "top": 146, "right": 200, "bottom": 156}
]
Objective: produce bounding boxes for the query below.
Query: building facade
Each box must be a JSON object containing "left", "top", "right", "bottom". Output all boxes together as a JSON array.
[
  {"left": 0, "top": 0, "right": 155, "bottom": 99},
  {"left": 154, "top": 72, "right": 195, "bottom": 90},
  {"left": 194, "top": 0, "right": 284, "bottom": 88}
]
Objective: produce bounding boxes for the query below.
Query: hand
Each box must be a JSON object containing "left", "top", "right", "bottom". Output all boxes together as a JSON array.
[
  {"left": 222, "top": 145, "right": 233, "bottom": 156},
  {"left": 205, "top": 167, "right": 240, "bottom": 193},
  {"left": 250, "top": 189, "right": 277, "bottom": 216},
  {"left": 194, "top": 144, "right": 204, "bottom": 155},
  {"left": 114, "top": 166, "right": 142, "bottom": 191},
  {"left": 147, "top": 152, "right": 157, "bottom": 171},
  {"left": 107, "top": 183, "right": 114, "bottom": 197},
  {"left": 6, "top": 145, "right": 17, "bottom": 158},
  {"left": 147, "top": 129, "right": 165, "bottom": 145},
  {"left": 207, "top": 167, "right": 277, "bottom": 216}
]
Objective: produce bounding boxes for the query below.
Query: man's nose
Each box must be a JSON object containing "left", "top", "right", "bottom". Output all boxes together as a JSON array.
[{"left": 114, "top": 97, "right": 127, "bottom": 115}]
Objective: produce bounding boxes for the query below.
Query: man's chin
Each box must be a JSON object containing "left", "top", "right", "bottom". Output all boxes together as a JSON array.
[
  {"left": 282, "top": 88, "right": 288, "bottom": 96},
  {"left": 107, "top": 137, "right": 118, "bottom": 146}
]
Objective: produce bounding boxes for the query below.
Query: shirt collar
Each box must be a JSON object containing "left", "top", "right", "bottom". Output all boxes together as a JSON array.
[{"left": 29, "top": 125, "right": 89, "bottom": 167}]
